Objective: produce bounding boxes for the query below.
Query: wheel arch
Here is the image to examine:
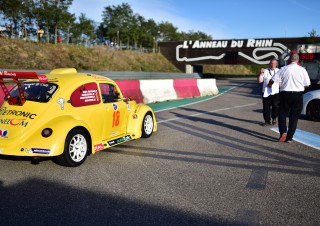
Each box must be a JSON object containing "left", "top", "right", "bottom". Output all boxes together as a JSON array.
[
  {"left": 306, "top": 99, "right": 320, "bottom": 121},
  {"left": 67, "top": 126, "right": 93, "bottom": 155},
  {"left": 126, "top": 105, "right": 157, "bottom": 138}
]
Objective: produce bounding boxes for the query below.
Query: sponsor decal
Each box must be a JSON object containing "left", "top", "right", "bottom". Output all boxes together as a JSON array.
[
  {"left": 26, "top": 148, "right": 50, "bottom": 154},
  {"left": 107, "top": 135, "right": 132, "bottom": 146},
  {"left": 0, "top": 148, "right": 3, "bottom": 153},
  {"left": 108, "top": 140, "right": 116, "bottom": 146},
  {"left": 112, "top": 103, "right": 118, "bottom": 111},
  {"left": 70, "top": 83, "right": 100, "bottom": 107},
  {"left": 126, "top": 102, "right": 131, "bottom": 111},
  {"left": 176, "top": 38, "right": 290, "bottom": 65},
  {"left": 0, "top": 71, "right": 16, "bottom": 77},
  {"left": 0, "top": 107, "right": 37, "bottom": 119},
  {"left": 80, "top": 90, "right": 99, "bottom": 102},
  {"left": 181, "top": 39, "right": 274, "bottom": 49},
  {"left": 0, "top": 118, "right": 29, "bottom": 127},
  {"left": 57, "top": 98, "right": 65, "bottom": 110},
  {"left": 94, "top": 143, "right": 104, "bottom": 152},
  {"left": 111, "top": 131, "right": 119, "bottom": 136},
  {"left": 0, "top": 129, "right": 8, "bottom": 138}
]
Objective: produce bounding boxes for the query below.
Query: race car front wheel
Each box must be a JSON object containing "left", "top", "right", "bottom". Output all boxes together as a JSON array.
[
  {"left": 55, "top": 129, "right": 89, "bottom": 167},
  {"left": 141, "top": 112, "right": 154, "bottom": 138}
]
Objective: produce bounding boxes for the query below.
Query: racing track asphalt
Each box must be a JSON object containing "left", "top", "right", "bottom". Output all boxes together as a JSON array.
[{"left": 0, "top": 78, "right": 320, "bottom": 225}]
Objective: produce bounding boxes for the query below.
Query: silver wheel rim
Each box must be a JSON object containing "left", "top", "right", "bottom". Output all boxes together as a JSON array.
[
  {"left": 69, "top": 134, "right": 87, "bottom": 162},
  {"left": 144, "top": 115, "right": 153, "bottom": 135}
]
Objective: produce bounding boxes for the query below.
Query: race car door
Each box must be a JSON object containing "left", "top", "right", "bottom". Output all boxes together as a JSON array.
[{"left": 99, "top": 83, "right": 128, "bottom": 140}]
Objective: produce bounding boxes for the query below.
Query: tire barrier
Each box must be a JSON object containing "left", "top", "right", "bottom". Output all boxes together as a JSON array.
[{"left": 0, "top": 79, "right": 218, "bottom": 106}]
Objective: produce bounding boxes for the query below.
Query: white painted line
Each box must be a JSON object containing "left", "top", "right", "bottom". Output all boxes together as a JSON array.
[{"left": 154, "top": 84, "right": 243, "bottom": 113}]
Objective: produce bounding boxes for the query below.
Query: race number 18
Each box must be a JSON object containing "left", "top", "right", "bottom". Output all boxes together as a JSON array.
[{"left": 112, "top": 110, "right": 120, "bottom": 127}]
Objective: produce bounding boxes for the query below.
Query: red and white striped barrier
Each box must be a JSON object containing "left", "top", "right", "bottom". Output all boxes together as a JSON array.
[
  {"left": 0, "top": 79, "right": 218, "bottom": 106},
  {"left": 117, "top": 78, "right": 218, "bottom": 104}
]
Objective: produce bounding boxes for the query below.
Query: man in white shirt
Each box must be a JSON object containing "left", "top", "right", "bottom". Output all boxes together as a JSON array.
[
  {"left": 268, "top": 53, "right": 311, "bottom": 143},
  {"left": 258, "top": 59, "right": 280, "bottom": 126}
]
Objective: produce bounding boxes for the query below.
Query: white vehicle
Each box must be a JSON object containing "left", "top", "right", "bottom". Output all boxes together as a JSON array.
[{"left": 302, "top": 90, "right": 320, "bottom": 121}]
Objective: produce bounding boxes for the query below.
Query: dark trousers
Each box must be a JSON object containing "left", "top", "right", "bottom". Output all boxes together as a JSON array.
[
  {"left": 278, "top": 91, "right": 303, "bottom": 140},
  {"left": 262, "top": 93, "right": 279, "bottom": 123}
]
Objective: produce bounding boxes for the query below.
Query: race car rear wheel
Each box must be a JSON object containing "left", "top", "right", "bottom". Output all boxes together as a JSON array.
[
  {"left": 55, "top": 129, "right": 89, "bottom": 167},
  {"left": 306, "top": 100, "right": 320, "bottom": 121},
  {"left": 141, "top": 112, "right": 154, "bottom": 138}
]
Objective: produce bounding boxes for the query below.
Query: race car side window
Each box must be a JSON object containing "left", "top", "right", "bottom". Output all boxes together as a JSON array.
[
  {"left": 100, "top": 84, "right": 119, "bottom": 103},
  {"left": 70, "top": 82, "right": 100, "bottom": 107}
]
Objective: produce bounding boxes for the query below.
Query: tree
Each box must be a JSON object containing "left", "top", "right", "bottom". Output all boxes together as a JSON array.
[
  {"left": 178, "top": 30, "right": 212, "bottom": 40},
  {"left": 72, "top": 13, "right": 96, "bottom": 45},
  {"left": 307, "top": 29, "right": 319, "bottom": 44},
  {"left": 59, "top": 12, "right": 75, "bottom": 44},
  {"left": 0, "top": 0, "right": 24, "bottom": 37},
  {"left": 308, "top": 29, "right": 318, "bottom": 37},
  {"left": 158, "top": 21, "right": 179, "bottom": 41},
  {"left": 27, "top": 0, "right": 73, "bottom": 43},
  {"left": 101, "top": 3, "right": 136, "bottom": 47},
  {"left": 50, "top": 0, "right": 73, "bottom": 44},
  {"left": 139, "top": 19, "right": 158, "bottom": 49},
  {"left": 0, "top": 1, "right": 212, "bottom": 47}
]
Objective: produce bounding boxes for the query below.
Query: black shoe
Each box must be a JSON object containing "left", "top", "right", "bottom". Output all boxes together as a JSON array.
[
  {"left": 272, "top": 119, "right": 277, "bottom": 125},
  {"left": 285, "top": 139, "right": 293, "bottom": 143},
  {"left": 263, "top": 121, "right": 271, "bottom": 126}
]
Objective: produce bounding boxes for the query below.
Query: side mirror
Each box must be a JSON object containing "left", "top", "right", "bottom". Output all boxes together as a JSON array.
[
  {"left": 116, "top": 96, "right": 134, "bottom": 102},
  {"left": 125, "top": 96, "right": 134, "bottom": 102},
  {"left": 115, "top": 97, "right": 127, "bottom": 102}
]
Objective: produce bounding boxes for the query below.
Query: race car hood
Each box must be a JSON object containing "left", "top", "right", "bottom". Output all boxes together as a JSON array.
[{"left": 0, "top": 101, "right": 47, "bottom": 140}]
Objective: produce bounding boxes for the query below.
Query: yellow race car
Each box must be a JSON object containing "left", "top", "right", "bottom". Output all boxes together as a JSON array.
[{"left": 0, "top": 68, "right": 157, "bottom": 167}]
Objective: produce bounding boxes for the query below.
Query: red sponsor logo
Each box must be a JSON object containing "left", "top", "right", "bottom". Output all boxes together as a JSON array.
[{"left": 94, "top": 143, "right": 104, "bottom": 152}]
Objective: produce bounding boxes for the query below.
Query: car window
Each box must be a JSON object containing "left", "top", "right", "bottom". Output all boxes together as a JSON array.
[
  {"left": 100, "top": 83, "right": 119, "bottom": 103},
  {"left": 9, "top": 82, "right": 58, "bottom": 103},
  {"left": 70, "top": 82, "right": 100, "bottom": 107}
]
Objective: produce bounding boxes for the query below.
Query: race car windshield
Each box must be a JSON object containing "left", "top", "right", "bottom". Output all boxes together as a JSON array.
[{"left": 10, "top": 82, "right": 58, "bottom": 103}]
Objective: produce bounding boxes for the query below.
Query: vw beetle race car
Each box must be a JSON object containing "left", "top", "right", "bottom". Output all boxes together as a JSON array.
[{"left": 0, "top": 68, "right": 157, "bottom": 167}]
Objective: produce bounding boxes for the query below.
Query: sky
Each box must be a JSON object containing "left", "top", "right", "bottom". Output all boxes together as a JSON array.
[{"left": 69, "top": 0, "right": 320, "bottom": 39}]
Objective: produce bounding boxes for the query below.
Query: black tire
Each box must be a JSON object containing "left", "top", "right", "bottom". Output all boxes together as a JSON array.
[
  {"left": 306, "top": 100, "right": 320, "bottom": 122},
  {"left": 55, "top": 129, "right": 89, "bottom": 167},
  {"left": 141, "top": 112, "right": 154, "bottom": 138}
]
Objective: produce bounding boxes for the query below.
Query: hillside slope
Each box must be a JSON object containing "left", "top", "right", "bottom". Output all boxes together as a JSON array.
[
  {"left": 0, "top": 39, "right": 180, "bottom": 72},
  {"left": 0, "top": 39, "right": 256, "bottom": 74}
]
